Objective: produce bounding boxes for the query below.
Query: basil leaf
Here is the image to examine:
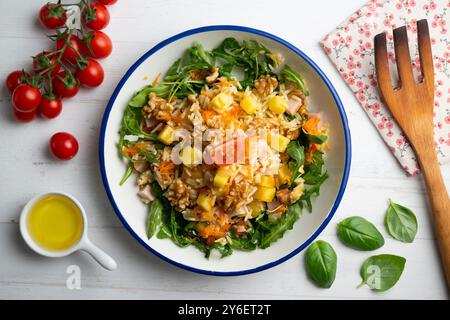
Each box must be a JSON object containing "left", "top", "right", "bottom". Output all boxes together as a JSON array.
[
  {"left": 385, "top": 200, "right": 418, "bottom": 243},
  {"left": 359, "top": 254, "right": 406, "bottom": 292},
  {"left": 337, "top": 216, "right": 385, "bottom": 251},
  {"left": 146, "top": 199, "right": 163, "bottom": 239},
  {"left": 305, "top": 240, "right": 337, "bottom": 288}
]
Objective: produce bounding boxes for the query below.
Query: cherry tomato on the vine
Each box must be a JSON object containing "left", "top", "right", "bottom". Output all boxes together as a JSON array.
[
  {"left": 32, "top": 51, "right": 61, "bottom": 76},
  {"left": 83, "top": 3, "right": 110, "bottom": 30},
  {"left": 52, "top": 71, "right": 80, "bottom": 98},
  {"left": 38, "top": 95, "right": 63, "bottom": 119},
  {"left": 56, "top": 34, "right": 83, "bottom": 63},
  {"left": 12, "top": 84, "right": 41, "bottom": 113},
  {"left": 39, "top": 3, "right": 67, "bottom": 29},
  {"left": 76, "top": 59, "right": 104, "bottom": 88},
  {"left": 13, "top": 108, "right": 37, "bottom": 122},
  {"left": 99, "top": 0, "right": 118, "bottom": 5},
  {"left": 83, "top": 30, "right": 112, "bottom": 59},
  {"left": 50, "top": 132, "right": 79, "bottom": 160},
  {"left": 5, "top": 70, "right": 29, "bottom": 94}
]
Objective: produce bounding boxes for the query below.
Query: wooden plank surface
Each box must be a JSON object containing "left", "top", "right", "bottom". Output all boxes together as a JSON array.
[{"left": 0, "top": 0, "right": 448, "bottom": 299}]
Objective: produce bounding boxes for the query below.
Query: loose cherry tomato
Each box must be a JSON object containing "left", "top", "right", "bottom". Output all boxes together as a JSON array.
[
  {"left": 5, "top": 70, "right": 29, "bottom": 94},
  {"left": 76, "top": 59, "right": 104, "bottom": 88},
  {"left": 99, "top": 0, "right": 118, "bottom": 5},
  {"left": 52, "top": 71, "right": 80, "bottom": 98},
  {"left": 38, "top": 95, "right": 63, "bottom": 119},
  {"left": 56, "top": 34, "right": 83, "bottom": 63},
  {"left": 13, "top": 108, "right": 37, "bottom": 122},
  {"left": 50, "top": 132, "right": 79, "bottom": 160},
  {"left": 12, "top": 84, "right": 41, "bottom": 113},
  {"left": 32, "top": 51, "right": 61, "bottom": 76},
  {"left": 83, "top": 3, "right": 110, "bottom": 30},
  {"left": 83, "top": 30, "right": 112, "bottom": 59},
  {"left": 39, "top": 2, "right": 67, "bottom": 29}
]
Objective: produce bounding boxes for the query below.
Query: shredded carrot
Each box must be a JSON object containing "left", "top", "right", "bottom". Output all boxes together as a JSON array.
[
  {"left": 123, "top": 146, "right": 137, "bottom": 157},
  {"left": 159, "top": 161, "right": 176, "bottom": 179},
  {"left": 221, "top": 105, "right": 241, "bottom": 126},
  {"left": 303, "top": 116, "right": 321, "bottom": 135},
  {"left": 200, "top": 109, "right": 217, "bottom": 122},
  {"left": 158, "top": 114, "right": 171, "bottom": 121},
  {"left": 275, "top": 205, "right": 288, "bottom": 213}
]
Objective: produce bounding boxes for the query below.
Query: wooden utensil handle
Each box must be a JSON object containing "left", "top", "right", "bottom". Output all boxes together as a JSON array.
[{"left": 415, "top": 146, "right": 450, "bottom": 287}]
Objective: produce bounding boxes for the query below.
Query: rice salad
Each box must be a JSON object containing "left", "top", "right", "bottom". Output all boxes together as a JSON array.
[{"left": 118, "top": 38, "right": 329, "bottom": 258}]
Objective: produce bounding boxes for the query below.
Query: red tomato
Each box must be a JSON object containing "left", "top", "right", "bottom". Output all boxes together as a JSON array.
[
  {"left": 56, "top": 34, "right": 83, "bottom": 63},
  {"left": 38, "top": 95, "right": 63, "bottom": 119},
  {"left": 12, "top": 84, "right": 41, "bottom": 113},
  {"left": 76, "top": 59, "right": 104, "bottom": 88},
  {"left": 52, "top": 72, "right": 80, "bottom": 98},
  {"left": 83, "top": 31, "right": 112, "bottom": 59},
  {"left": 99, "top": 0, "right": 118, "bottom": 5},
  {"left": 5, "top": 70, "right": 29, "bottom": 94},
  {"left": 83, "top": 3, "right": 110, "bottom": 30},
  {"left": 32, "top": 51, "right": 61, "bottom": 76},
  {"left": 13, "top": 108, "right": 37, "bottom": 122},
  {"left": 39, "top": 3, "right": 67, "bottom": 29},
  {"left": 50, "top": 132, "right": 79, "bottom": 160}
]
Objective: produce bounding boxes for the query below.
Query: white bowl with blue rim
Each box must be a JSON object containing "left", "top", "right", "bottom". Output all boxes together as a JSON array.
[{"left": 99, "top": 26, "right": 351, "bottom": 276}]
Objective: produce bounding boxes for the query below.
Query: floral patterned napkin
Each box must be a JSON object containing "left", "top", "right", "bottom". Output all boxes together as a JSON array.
[{"left": 321, "top": 0, "right": 450, "bottom": 175}]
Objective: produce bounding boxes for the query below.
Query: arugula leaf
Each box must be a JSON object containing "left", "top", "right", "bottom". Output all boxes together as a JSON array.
[
  {"left": 287, "top": 141, "right": 305, "bottom": 183},
  {"left": 337, "top": 216, "right": 385, "bottom": 251},
  {"left": 119, "top": 163, "right": 133, "bottom": 186},
  {"left": 305, "top": 240, "right": 337, "bottom": 288},
  {"left": 385, "top": 200, "right": 418, "bottom": 243},
  {"left": 189, "top": 42, "right": 214, "bottom": 66},
  {"left": 143, "top": 151, "right": 159, "bottom": 163},
  {"left": 257, "top": 203, "right": 301, "bottom": 249},
  {"left": 128, "top": 84, "right": 170, "bottom": 108},
  {"left": 281, "top": 65, "right": 309, "bottom": 96},
  {"left": 304, "top": 133, "right": 328, "bottom": 145},
  {"left": 146, "top": 199, "right": 163, "bottom": 239},
  {"left": 359, "top": 254, "right": 406, "bottom": 292}
]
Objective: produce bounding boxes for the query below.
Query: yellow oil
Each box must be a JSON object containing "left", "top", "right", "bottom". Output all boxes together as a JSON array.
[{"left": 28, "top": 194, "right": 84, "bottom": 251}]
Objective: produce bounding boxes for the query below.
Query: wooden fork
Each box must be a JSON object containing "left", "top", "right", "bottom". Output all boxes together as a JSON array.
[{"left": 375, "top": 19, "right": 450, "bottom": 288}]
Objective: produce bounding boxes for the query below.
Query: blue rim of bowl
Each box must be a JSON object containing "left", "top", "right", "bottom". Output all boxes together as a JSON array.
[{"left": 99, "top": 25, "right": 352, "bottom": 276}]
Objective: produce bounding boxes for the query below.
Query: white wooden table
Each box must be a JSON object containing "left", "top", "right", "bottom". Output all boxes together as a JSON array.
[{"left": 0, "top": 0, "right": 448, "bottom": 300}]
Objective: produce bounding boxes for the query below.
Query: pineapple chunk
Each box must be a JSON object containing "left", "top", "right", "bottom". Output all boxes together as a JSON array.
[
  {"left": 179, "top": 146, "right": 202, "bottom": 167},
  {"left": 211, "top": 92, "right": 233, "bottom": 113},
  {"left": 253, "top": 186, "right": 276, "bottom": 202},
  {"left": 277, "top": 164, "right": 291, "bottom": 185},
  {"left": 248, "top": 201, "right": 265, "bottom": 217},
  {"left": 157, "top": 125, "right": 175, "bottom": 145},
  {"left": 268, "top": 96, "right": 287, "bottom": 115},
  {"left": 213, "top": 166, "right": 232, "bottom": 188},
  {"left": 268, "top": 133, "right": 290, "bottom": 153},
  {"left": 259, "top": 175, "right": 275, "bottom": 188},
  {"left": 240, "top": 94, "right": 260, "bottom": 115},
  {"left": 196, "top": 190, "right": 215, "bottom": 212}
]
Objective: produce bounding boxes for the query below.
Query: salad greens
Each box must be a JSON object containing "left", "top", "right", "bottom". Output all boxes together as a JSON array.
[{"left": 119, "top": 38, "right": 327, "bottom": 258}]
